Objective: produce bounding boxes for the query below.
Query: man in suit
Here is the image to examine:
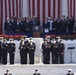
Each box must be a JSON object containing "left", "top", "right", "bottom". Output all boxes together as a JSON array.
[
  {"left": 66, "top": 69, "right": 74, "bottom": 75},
  {"left": 10, "top": 17, "right": 17, "bottom": 33},
  {"left": 15, "top": 19, "right": 21, "bottom": 33},
  {"left": 33, "top": 69, "right": 41, "bottom": 75},
  {"left": 4, "top": 69, "right": 12, "bottom": 75},
  {"left": 43, "top": 18, "right": 50, "bottom": 33},
  {"left": 4, "top": 18, "right": 12, "bottom": 33}
]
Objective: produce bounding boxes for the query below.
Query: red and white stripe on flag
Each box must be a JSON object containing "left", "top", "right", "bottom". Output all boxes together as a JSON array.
[
  {"left": 0, "top": 0, "right": 23, "bottom": 34},
  {"left": 67, "top": 0, "right": 75, "bottom": 18},
  {"left": 29, "top": 0, "right": 61, "bottom": 24}
]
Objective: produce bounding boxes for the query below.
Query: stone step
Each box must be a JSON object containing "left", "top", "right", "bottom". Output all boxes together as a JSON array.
[{"left": 0, "top": 64, "right": 76, "bottom": 75}]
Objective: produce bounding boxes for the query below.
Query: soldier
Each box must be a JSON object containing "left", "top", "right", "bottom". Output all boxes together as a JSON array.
[
  {"left": 58, "top": 39, "right": 64, "bottom": 64},
  {"left": 4, "top": 69, "right": 12, "bottom": 75},
  {"left": 0, "top": 37, "right": 4, "bottom": 64},
  {"left": 55, "top": 36, "right": 61, "bottom": 64},
  {"left": 42, "top": 39, "right": 48, "bottom": 64},
  {"left": 46, "top": 36, "right": 52, "bottom": 64},
  {"left": 42, "top": 38, "right": 51, "bottom": 64},
  {"left": 8, "top": 39, "right": 16, "bottom": 64},
  {"left": 66, "top": 69, "right": 74, "bottom": 75},
  {"left": 27, "top": 39, "right": 36, "bottom": 64},
  {"left": 1, "top": 39, "right": 8, "bottom": 65},
  {"left": 33, "top": 69, "right": 41, "bottom": 75},
  {"left": 52, "top": 39, "right": 56, "bottom": 64},
  {"left": 0, "top": 38, "right": 2, "bottom": 63},
  {"left": 19, "top": 39, "right": 27, "bottom": 64}
]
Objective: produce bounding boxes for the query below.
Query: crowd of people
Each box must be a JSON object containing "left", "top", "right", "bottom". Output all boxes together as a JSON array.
[
  {"left": 4, "top": 16, "right": 40, "bottom": 34},
  {"left": 4, "top": 16, "right": 76, "bottom": 35},
  {"left": 0, "top": 35, "right": 65, "bottom": 65}
]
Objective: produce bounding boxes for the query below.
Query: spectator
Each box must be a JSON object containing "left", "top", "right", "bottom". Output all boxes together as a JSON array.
[{"left": 43, "top": 18, "right": 50, "bottom": 33}]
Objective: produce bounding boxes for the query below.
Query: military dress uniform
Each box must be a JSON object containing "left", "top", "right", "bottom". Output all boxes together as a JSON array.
[
  {"left": 27, "top": 40, "right": 36, "bottom": 64},
  {"left": 4, "top": 69, "right": 12, "bottom": 75},
  {"left": 0, "top": 39, "right": 2, "bottom": 62},
  {"left": 19, "top": 39, "right": 28, "bottom": 64},
  {"left": 58, "top": 40, "right": 64, "bottom": 64},
  {"left": 66, "top": 69, "right": 74, "bottom": 75},
  {"left": 8, "top": 39, "right": 16, "bottom": 64},
  {"left": 52, "top": 42, "right": 56, "bottom": 64},
  {"left": 33, "top": 69, "right": 41, "bottom": 75},
  {"left": 1, "top": 39, "right": 8, "bottom": 64},
  {"left": 54, "top": 42, "right": 59, "bottom": 64},
  {"left": 42, "top": 40, "right": 51, "bottom": 64}
]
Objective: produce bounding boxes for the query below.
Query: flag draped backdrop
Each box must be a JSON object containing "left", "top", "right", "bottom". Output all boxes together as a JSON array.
[
  {"left": 67, "top": 0, "right": 76, "bottom": 19},
  {"left": 0, "top": 0, "right": 23, "bottom": 34},
  {"left": 28, "top": 0, "right": 61, "bottom": 23}
]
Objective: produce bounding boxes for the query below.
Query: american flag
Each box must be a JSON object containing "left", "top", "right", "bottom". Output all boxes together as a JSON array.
[
  {"left": 0, "top": 0, "right": 23, "bottom": 34},
  {"left": 67, "top": 0, "right": 76, "bottom": 19},
  {"left": 28, "top": 0, "right": 61, "bottom": 24}
]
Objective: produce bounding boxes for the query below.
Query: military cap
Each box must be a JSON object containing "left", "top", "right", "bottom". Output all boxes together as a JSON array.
[
  {"left": 68, "top": 69, "right": 72, "bottom": 72},
  {"left": 9, "top": 38, "right": 13, "bottom": 41},
  {"left": 56, "top": 36, "right": 61, "bottom": 39},
  {"left": 21, "top": 39, "right": 24, "bottom": 41},
  {"left": 35, "top": 69, "right": 38, "bottom": 71},
  {"left": 6, "top": 69, "right": 10, "bottom": 72},
  {"left": 4, "top": 39, "right": 7, "bottom": 41}
]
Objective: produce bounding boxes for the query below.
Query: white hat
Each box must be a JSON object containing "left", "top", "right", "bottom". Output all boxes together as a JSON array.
[
  {"left": 9, "top": 38, "right": 13, "bottom": 41},
  {"left": 56, "top": 36, "right": 61, "bottom": 39},
  {"left": 6, "top": 69, "right": 10, "bottom": 72},
  {"left": 68, "top": 69, "right": 72, "bottom": 72}
]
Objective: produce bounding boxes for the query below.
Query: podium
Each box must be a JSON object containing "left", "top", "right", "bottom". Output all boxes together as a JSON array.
[
  {"left": 68, "top": 47, "right": 75, "bottom": 63},
  {"left": 32, "top": 25, "right": 41, "bottom": 37}
]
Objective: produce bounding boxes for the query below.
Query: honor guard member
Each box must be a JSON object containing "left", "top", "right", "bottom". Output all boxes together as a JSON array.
[
  {"left": 33, "top": 69, "right": 41, "bottom": 75},
  {"left": 1, "top": 39, "right": 8, "bottom": 65},
  {"left": 8, "top": 39, "right": 16, "bottom": 64},
  {"left": 42, "top": 38, "right": 51, "bottom": 64},
  {"left": 0, "top": 38, "right": 2, "bottom": 63},
  {"left": 19, "top": 39, "right": 27, "bottom": 64},
  {"left": 27, "top": 39, "right": 36, "bottom": 64},
  {"left": 66, "top": 69, "right": 74, "bottom": 75},
  {"left": 46, "top": 36, "right": 52, "bottom": 64},
  {"left": 24, "top": 36, "right": 28, "bottom": 44},
  {"left": 42, "top": 39, "right": 48, "bottom": 64},
  {"left": 52, "top": 38, "right": 56, "bottom": 64},
  {"left": 4, "top": 69, "right": 12, "bottom": 75},
  {"left": 55, "top": 36, "right": 61, "bottom": 64},
  {"left": 58, "top": 39, "right": 64, "bottom": 64}
]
